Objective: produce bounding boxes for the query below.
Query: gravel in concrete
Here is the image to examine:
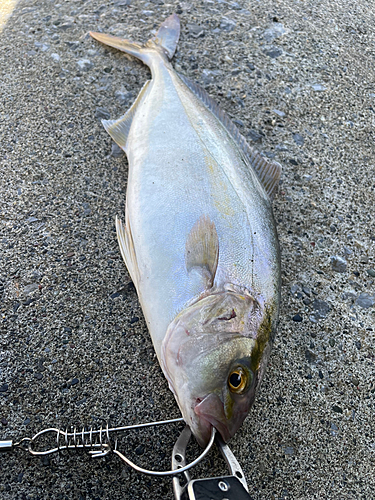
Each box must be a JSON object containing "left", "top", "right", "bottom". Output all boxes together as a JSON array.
[{"left": 1, "top": 0, "right": 374, "bottom": 499}]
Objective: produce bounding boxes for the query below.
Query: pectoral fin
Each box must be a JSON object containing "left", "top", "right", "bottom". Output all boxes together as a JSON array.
[{"left": 185, "top": 215, "right": 219, "bottom": 289}]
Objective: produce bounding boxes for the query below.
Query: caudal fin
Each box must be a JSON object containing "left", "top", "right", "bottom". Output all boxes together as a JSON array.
[
  {"left": 151, "top": 13, "right": 180, "bottom": 59},
  {"left": 89, "top": 14, "right": 180, "bottom": 66}
]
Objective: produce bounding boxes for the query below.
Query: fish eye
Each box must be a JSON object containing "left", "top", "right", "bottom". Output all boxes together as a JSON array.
[{"left": 228, "top": 367, "right": 249, "bottom": 394}]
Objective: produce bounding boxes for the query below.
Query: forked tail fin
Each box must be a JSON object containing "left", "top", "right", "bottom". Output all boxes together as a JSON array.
[{"left": 89, "top": 13, "right": 180, "bottom": 67}]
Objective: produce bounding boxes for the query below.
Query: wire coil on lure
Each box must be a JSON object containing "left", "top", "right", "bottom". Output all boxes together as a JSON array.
[{"left": 90, "top": 14, "right": 281, "bottom": 447}]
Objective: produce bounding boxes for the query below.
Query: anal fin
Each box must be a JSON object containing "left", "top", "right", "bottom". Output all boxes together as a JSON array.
[
  {"left": 102, "top": 80, "right": 150, "bottom": 152},
  {"left": 116, "top": 213, "right": 140, "bottom": 289}
]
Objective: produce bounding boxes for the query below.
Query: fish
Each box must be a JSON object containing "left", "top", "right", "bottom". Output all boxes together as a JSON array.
[{"left": 90, "top": 14, "right": 281, "bottom": 447}]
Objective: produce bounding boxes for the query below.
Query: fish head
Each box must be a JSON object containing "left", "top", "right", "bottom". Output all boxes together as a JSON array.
[{"left": 161, "top": 290, "right": 272, "bottom": 446}]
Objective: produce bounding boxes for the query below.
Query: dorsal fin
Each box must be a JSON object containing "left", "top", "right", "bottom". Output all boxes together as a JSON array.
[
  {"left": 185, "top": 215, "right": 219, "bottom": 289},
  {"left": 177, "top": 72, "right": 282, "bottom": 200},
  {"left": 102, "top": 80, "right": 150, "bottom": 152}
]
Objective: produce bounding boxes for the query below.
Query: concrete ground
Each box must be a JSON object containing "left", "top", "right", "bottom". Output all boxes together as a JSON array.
[{"left": 0, "top": 0, "right": 374, "bottom": 499}]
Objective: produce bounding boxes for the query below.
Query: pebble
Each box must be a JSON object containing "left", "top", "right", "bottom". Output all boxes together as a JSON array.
[
  {"left": 35, "top": 41, "right": 49, "bottom": 52},
  {"left": 50, "top": 53, "right": 60, "bottom": 62},
  {"left": 330, "top": 256, "right": 347, "bottom": 273},
  {"left": 265, "top": 47, "right": 283, "bottom": 58},
  {"left": 356, "top": 292, "right": 375, "bottom": 309},
  {"left": 135, "top": 444, "right": 145, "bottom": 455},
  {"left": 65, "top": 41, "right": 80, "bottom": 50},
  {"left": 351, "top": 377, "right": 359, "bottom": 386},
  {"left": 311, "top": 83, "right": 326, "bottom": 91},
  {"left": 292, "top": 313, "right": 303, "bottom": 322},
  {"left": 332, "top": 405, "right": 343, "bottom": 414},
  {"left": 23, "top": 283, "right": 39, "bottom": 294},
  {"left": 263, "top": 23, "right": 287, "bottom": 42},
  {"left": 290, "top": 284, "right": 301, "bottom": 295},
  {"left": 305, "top": 349, "right": 316, "bottom": 363},
  {"left": 95, "top": 107, "right": 110, "bottom": 120},
  {"left": 77, "top": 59, "right": 93, "bottom": 71},
  {"left": 187, "top": 23, "right": 205, "bottom": 38},
  {"left": 115, "top": 90, "right": 132, "bottom": 104},
  {"left": 201, "top": 69, "right": 220, "bottom": 85},
  {"left": 366, "top": 269, "right": 375, "bottom": 277},
  {"left": 311, "top": 299, "right": 331, "bottom": 319},
  {"left": 0, "top": 384, "right": 8, "bottom": 392},
  {"left": 219, "top": 17, "right": 236, "bottom": 32},
  {"left": 293, "top": 133, "right": 305, "bottom": 146}
]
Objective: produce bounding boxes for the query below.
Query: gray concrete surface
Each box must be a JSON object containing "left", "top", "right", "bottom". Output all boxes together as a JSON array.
[{"left": 1, "top": 0, "right": 374, "bottom": 498}]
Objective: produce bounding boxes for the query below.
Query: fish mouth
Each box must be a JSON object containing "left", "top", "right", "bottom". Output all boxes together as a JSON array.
[{"left": 194, "top": 393, "right": 231, "bottom": 445}]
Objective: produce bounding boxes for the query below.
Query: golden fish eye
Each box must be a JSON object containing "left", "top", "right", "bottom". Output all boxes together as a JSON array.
[{"left": 228, "top": 368, "right": 247, "bottom": 393}]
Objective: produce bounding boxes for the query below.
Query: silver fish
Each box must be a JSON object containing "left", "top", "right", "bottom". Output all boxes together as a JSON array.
[{"left": 90, "top": 14, "right": 281, "bottom": 447}]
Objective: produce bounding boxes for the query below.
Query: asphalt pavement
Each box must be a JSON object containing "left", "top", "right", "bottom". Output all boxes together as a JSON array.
[{"left": 0, "top": 0, "right": 374, "bottom": 498}]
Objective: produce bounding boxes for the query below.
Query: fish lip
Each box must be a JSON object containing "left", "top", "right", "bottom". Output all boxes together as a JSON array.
[
  {"left": 199, "top": 414, "right": 231, "bottom": 443},
  {"left": 194, "top": 394, "right": 231, "bottom": 443}
]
